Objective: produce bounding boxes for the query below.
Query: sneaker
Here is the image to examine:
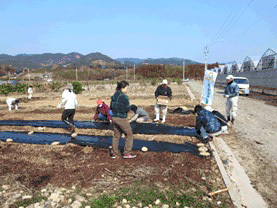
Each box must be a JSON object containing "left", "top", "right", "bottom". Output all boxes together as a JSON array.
[
  {"left": 111, "top": 153, "right": 117, "bottom": 159},
  {"left": 161, "top": 119, "right": 165, "bottom": 123},
  {"left": 123, "top": 153, "right": 137, "bottom": 159},
  {"left": 153, "top": 118, "right": 159, "bottom": 122}
]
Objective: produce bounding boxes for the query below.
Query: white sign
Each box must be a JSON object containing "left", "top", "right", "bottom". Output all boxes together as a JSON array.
[{"left": 201, "top": 70, "right": 218, "bottom": 105}]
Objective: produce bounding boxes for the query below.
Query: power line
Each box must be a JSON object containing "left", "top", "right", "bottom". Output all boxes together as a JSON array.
[
  {"left": 210, "top": 0, "right": 254, "bottom": 48},
  {"left": 209, "top": 0, "right": 240, "bottom": 46}
]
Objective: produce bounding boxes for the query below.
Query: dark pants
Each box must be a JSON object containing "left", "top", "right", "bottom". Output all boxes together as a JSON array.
[
  {"left": 112, "top": 117, "right": 133, "bottom": 155},
  {"left": 62, "top": 109, "right": 75, "bottom": 127}
]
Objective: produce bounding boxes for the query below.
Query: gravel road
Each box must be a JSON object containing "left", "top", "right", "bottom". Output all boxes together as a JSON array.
[{"left": 188, "top": 80, "right": 277, "bottom": 207}]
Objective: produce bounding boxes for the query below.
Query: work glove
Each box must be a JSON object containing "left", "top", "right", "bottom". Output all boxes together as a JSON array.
[
  {"left": 57, "top": 104, "right": 62, "bottom": 109},
  {"left": 91, "top": 119, "right": 95, "bottom": 122},
  {"left": 109, "top": 120, "right": 112, "bottom": 124}
]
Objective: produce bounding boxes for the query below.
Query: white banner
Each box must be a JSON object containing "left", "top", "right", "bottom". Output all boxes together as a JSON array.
[{"left": 201, "top": 70, "right": 218, "bottom": 105}]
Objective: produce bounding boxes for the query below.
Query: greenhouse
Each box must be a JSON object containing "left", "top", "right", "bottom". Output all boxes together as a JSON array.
[
  {"left": 231, "top": 61, "right": 242, "bottom": 73},
  {"left": 256, "top": 48, "right": 277, "bottom": 70},
  {"left": 241, "top": 56, "right": 259, "bottom": 72}
]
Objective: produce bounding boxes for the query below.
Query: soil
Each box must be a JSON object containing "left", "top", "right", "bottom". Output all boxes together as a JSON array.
[
  {"left": 0, "top": 142, "right": 210, "bottom": 189},
  {"left": 248, "top": 92, "right": 277, "bottom": 106},
  {"left": 0, "top": 83, "right": 233, "bottom": 207}
]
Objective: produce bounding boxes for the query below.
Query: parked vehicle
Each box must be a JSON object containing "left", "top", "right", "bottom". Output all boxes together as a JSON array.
[{"left": 234, "top": 77, "right": 250, "bottom": 95}]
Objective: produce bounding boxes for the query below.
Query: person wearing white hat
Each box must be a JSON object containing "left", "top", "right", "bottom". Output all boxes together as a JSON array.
[
  {"left": 154, "top": 79, "right": 172, "bottom": 123},
  {"left": 28, "top": 86, "right": 33, "bottom": 99},
  {"left": 224, "top": 75, "right": 239, "bottom": 125},
  {"left": 57, "top": 83, "right": 78, "bottom": 134}
]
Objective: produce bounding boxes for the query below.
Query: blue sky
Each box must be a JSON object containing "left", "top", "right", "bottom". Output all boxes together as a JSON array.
[{"left": 0, "top": 0, "right": 276, "bottom": 63}]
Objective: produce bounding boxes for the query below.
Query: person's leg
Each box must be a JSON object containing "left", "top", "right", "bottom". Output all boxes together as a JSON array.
[
  {"left": 226, "top": 98, "right": 232, "bottom": 121},
  {"left": 15, "top": 104, "right": 18, "bottom": 110},
  {"left": 231, "top": 96, "right": 238, "bottom": 123},
  {"left": 115, "top": 118, "right": 134, "bottom": 155},
  {"left": 136, "top": 117, "right": 147, "bottom": 123},
  {"left": 112, "top": 117, "right": 122, "bottom": 156},
  {"left": 200, "top": 126, "right": 209, "bottom": 139},
  {"left": 62, "top": 110, "right": 74, "bottom": 128},
  {"left": 161, "top": 105, "right": 168, "bottom": 123},
  {"left": 68, "top": 109, "right": 76, "bottom": 133},
  {"left": 98, "top": 114, "right": 108, "bottom": 121},
  {"left": 154, "top": 104, "right": 160, "bottom": 121}
]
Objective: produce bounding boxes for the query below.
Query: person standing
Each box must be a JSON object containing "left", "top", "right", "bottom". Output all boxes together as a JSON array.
[
  {"left": 91, "top": 100, "right": 113, "bottom": 123},
  {"left": 110, "top": 80, "right": 136, "bottom": 159},
  {"left": 154, "top": 79, "right": 172, "bottom": 123},
  {"left": 224, "top": 75, "right": 239, "bottom": 125},
  {"left": 28, "top": 86, "right": 33, "bottom": 99},
  {"left": 6, "top": 98, "right": 19, "bottom": 111},
  {"left": 57, "top": 83, "right": 78, "bottom": 134},
  {"left": 129, "top": 105, "right": 149, "bottom": 123}
]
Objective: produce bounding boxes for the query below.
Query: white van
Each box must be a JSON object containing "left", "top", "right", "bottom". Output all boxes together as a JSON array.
[{"left": 234, "top": 77, "right": 250, "bottom": 95}]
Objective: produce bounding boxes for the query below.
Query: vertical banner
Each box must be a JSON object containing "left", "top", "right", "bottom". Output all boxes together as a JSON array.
[{"left": 201, "top": 70, "right": 218, "bottom": 105}]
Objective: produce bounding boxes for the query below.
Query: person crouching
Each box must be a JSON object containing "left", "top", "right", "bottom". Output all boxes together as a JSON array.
[
  {"left": 194, "top": 105, "right": 222, "bottom": 143},
  {"left": 91, "top": 100, "right": 112, "bottom": 123},
  {"left": 6, "top": 98, "right": 19, "bottom": 111},
  {"left": 129, "top": 105, "right": 149, "bottom": 123},
  {"left": 57, "top": 83, "right": 78, "bottom": 134}
]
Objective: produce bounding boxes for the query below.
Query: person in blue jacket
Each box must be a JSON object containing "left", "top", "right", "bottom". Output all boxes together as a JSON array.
[
  {"left": 194, "top": 105, "right": 222, "bottom": 143},
  {"left": 224, "top": 75, "right": 239, "bottom": 125}
]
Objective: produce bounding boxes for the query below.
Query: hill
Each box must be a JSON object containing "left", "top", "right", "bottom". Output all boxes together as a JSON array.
[{"left": 116, "top": 57, "right": 200, "bottom": 66}]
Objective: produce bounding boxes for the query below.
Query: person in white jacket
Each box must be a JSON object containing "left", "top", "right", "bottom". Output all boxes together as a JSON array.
[
  {"left": 6, "top": 98, "right": 19, "bottom": 111},
  {"left": 57, "top": 83, "right": 78, "bottom": 134},
  {"left": 28, "top": 86, "right": 33, "bottom": 99}
]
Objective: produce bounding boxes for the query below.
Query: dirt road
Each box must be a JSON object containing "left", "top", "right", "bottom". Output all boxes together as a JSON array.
[{"left": 188, "top": 80, "right": 277, "bottom": 207}]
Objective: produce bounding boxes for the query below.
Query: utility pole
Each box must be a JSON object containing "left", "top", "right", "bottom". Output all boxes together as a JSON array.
[
  {"left": 28, "top": 68, "right": 30, "bottom": 82},
  {"left": 204, "top": 46, "right": 209, "bottom": 71},
  {"left": 134, "top": 64, "right": 136, "bottom": 80},
  {"left": 75, "top": 66, "right": 78, "bottom": 81},
  {"left": 182, "top": 60, "right": 185, "bottom": 80},
  {"left": 126, "top": 67, "right": 128, "bottom": 80}
]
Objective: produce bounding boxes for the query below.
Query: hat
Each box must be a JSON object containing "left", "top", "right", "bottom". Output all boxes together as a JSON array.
[
  {"left": 66, "top": 83, "right": 73, "bottom": 90},
  {"left": 204, "top": 105, "right": 214, "bottom": 112},
  {"left": 96, "top": 100, "right": 103, "bottom": 105},
  {"left": 162, "top": 79, "right": 168, "bottom": 85},
  {"left": 226, "top": 75, "right": 234, "bottom": 80}
]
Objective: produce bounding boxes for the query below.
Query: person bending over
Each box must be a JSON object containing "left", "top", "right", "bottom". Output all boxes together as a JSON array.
[
  {"left": 92, "top": 100, "right": 112, "bottom": 123},
  {"left": 194, "top": 105, "right": 222, "bottom": 143},
  {"left": 129, "top": 105, "right": 149, "bottom": 123},
  {"left": 6, "top": 98, "right": 19, "bottom": 111}
]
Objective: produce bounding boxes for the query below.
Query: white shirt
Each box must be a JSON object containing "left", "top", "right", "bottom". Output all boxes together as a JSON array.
[
  {"left": 59, "top": 89, "right": 78, "bottom": 109},
  {"left": 28, "top": 87, "right": 33, "bottom": 94},
  {"left": 6, "top": 98, "right": 17, "bottom": 105}
]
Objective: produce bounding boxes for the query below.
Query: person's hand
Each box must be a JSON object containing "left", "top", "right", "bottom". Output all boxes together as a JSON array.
[
  {"left": 91, "top": 119, "right": 95, "bottom": 122},
  {"left": 225, "top": 95, "right": 230, "bottom": 98},
  {"left": 109, "top": 120, "right": 112, "bottom": 124},
  {"left": 57, "top": 104, "right": 61, "bottom": 109}
]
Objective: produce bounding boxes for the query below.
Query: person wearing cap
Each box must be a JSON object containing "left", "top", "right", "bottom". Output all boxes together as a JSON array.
[
  {"left": 129, "top": 105, "right": 149, "bottom": 123},
  {"left": 57, "top": 83, "right": 78, "bottom": 134},
  {"left": 91, "top": 100, "right": 113, "bottom": 123},
  {"left": 224, "top": 75, "right": 239, "bottom": 125},
  {"left": 204, "top": 105, "right": 228, "bottom": 134},
  {"left": 194, "top": 105, "right": 222, "bottom": 143},
  {"left": 28, "top": 86, "right": 33, "bottom": 99},
  {"left": 154, "top": 79, "right": 172, "bottom": 123},
  {"left": 6, "top": 98, "right": 19, "bottom": 111}
]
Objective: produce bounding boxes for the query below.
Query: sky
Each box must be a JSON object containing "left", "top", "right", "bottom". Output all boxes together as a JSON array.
[{"left": 0, "top": 0, "right": 276, "bottom": 63}]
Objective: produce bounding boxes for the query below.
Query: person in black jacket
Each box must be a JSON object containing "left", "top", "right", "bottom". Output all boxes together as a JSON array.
[
  {"left": 110, "top": 80, "right": 136, "bottom": 159},
  {"left": 154, "top": 79, "right": 172, "bottom": 123},
  {"left": 204, "top": 105, "right": 228, "bottom": 134}
]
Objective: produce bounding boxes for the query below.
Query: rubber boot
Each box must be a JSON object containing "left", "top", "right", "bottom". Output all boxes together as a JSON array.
[
  {"left": 161, "top": 115, "right": 166, "bottom": 123},
  {"left": 154, "top": 114, "right": 160, "bottom": 122}
]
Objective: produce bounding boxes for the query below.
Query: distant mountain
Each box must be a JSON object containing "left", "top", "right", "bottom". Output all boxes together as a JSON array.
[
  {"left": 116, "top": 58, "right": 145, "bottom": 64},
  {"left": 0, "top": 52, "right": 116, "bottom": 69},
  {"left": 116, "top": 57, "right": 200, "bottom": 66},
  {"left": 143, "top": 57, "right": 200, "bottom": 66},
  {"left": 0, "top": 52, "right": 201, "bottom": 69}
]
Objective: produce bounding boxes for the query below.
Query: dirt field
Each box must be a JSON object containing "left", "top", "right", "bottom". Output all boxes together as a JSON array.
[
  {"left": 0, "top": 83, "right": 234, "bottom": 207},
  {"left": 188, "top": 80, "right": 277, "bottom": 207}
]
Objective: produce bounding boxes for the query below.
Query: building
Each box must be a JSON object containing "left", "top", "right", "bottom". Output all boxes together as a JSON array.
[
  {"left": 256, "top": 48, "right": 277, "bottom": 71},
  {"left": 241, "top": 56, "right": 259, "bottom": 72}
]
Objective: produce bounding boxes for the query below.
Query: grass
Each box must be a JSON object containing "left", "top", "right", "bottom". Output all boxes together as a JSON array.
[
  {"left": 84, "top": 182, "right": 231, "bottom": 208},
  {"left": 11, "top": 193, "right": 47, "bottom": 208}
]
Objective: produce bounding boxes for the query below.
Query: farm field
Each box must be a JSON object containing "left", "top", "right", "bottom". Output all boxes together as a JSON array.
[{"left": 0, "top": 82, "right": 233, "bottom": 208}]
